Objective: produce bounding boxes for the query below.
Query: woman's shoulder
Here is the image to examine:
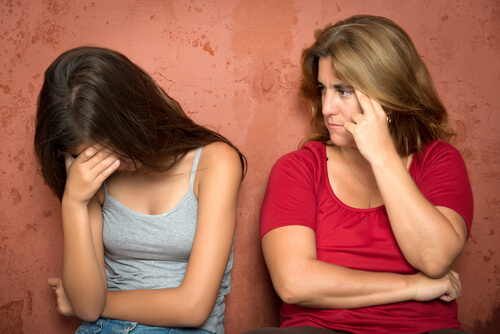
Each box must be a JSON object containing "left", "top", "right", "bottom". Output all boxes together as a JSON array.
[
  {"left": 269, "top": 141, "right": 326, "bottom": 180},
  {"left": 411, "top": 140, "right": 468, "bottom": 179},
  {"left": 422, "top": 140, "right": 458, "bottom": 153},
  {"left": 275, "top": 141, "right": 325, "bottom": 167},
  {"left": 418, "top": 140, "right": 464, "bottom": 164}
]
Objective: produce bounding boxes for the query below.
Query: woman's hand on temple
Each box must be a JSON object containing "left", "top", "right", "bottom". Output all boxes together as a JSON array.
[{"left": 344, "top": 90, "right": 396, "bottom": 164}]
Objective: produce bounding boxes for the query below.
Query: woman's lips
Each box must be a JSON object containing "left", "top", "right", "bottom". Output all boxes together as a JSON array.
[{"left": 327, "top": 122, "right": 344, "bottom": 129}]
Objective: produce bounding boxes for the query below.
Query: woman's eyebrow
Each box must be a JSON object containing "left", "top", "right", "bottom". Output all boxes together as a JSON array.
[
  {"left": 317, "top": 80, "right": 353, "bottom": 90},
  {"left": 333, "top": 83, "right": 353, "bottom": 90}
]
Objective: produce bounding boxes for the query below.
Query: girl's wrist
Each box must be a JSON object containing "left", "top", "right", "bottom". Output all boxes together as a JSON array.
[{"left": 61, "top": 194, "right": 89, "bottom": 211}]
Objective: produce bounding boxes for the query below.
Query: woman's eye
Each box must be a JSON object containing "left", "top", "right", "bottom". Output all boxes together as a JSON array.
[
  {"left": 339, "top": 89, "right": 352, "bottom": 97},
  {"left": 318, "top": 85, "right": 326, "bottom": 94}
]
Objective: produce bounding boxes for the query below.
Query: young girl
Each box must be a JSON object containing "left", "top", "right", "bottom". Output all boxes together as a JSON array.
[{"left": 35, "top": 46, "right": 246, "bottom": 333}]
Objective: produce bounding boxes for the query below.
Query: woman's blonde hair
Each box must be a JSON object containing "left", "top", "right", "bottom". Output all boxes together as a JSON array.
[{"left": 301, "top": 15, "right": 454, "bottom": 156}]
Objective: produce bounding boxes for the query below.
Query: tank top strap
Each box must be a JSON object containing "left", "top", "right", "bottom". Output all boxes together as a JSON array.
[
  {"left": 190, "top": 147, "right": 203, "bottom": 189},
  {"left": 103, "top": 180, "right": 109, "bottom": 195}
]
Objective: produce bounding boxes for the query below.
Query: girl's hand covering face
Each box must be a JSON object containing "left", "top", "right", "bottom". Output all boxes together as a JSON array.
[
  {"left": 343, "top": 90, "right": 395, "bottom": 163},
  {"left": 63, "top": 145, "right": 120, "bottom": 205}
]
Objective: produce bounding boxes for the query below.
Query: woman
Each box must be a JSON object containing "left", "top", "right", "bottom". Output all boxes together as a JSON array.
[
  {"left": 249, "top": 15, "right": 473, "bottom": 334},
  {"left": 35, "top": 46, "right": 246, "bottom": 333}
]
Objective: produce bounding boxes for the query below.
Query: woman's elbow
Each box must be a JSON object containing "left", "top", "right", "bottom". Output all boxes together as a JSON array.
[
  {"left": 272, "top": 274, "right": 306, "bottom": 305},
  {"left": 418, "top": 255, "right": 457, "bottom": 278},
  {"left": 421, "top": 263, "right": 454, "bottom": 278}
]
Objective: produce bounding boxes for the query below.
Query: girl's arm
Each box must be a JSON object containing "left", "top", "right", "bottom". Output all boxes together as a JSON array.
[
  {"left": 57, "top": 147, "right": 120, "bottom": 321},
  {"left": 262, "top": 225, "right": 461, "bottom": 309},
  {"left": 346, "top": 91, "right": 468, "bottom": 278},
  {"left": 101, "top": 142, "right": 242, "bottom": 327}
]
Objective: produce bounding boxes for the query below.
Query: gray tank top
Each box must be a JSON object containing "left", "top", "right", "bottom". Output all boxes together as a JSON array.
[{"left": 102, "top": 147, "right": 232, "bottom": 333}]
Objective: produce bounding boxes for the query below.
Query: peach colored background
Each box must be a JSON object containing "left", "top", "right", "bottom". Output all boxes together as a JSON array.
[{"left": 1, "top": 0, "right": 499, "bottom": 333}]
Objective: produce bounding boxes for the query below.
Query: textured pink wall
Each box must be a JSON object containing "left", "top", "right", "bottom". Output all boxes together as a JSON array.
[{"left": 1, "top": 0, "right": 499, "bottom": 333}]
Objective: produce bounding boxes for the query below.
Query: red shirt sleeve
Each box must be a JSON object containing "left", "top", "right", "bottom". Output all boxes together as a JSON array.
[
  {"left": 260, "top": 144, "right": 322, "bottom": 239},
  {"left": 410, "top": 140, "right": 474, "bottom": 233}
]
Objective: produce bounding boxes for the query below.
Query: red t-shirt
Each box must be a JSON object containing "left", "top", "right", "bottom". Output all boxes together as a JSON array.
[{"left": 260, "top": 140, "right": 474, "bottom": 334}]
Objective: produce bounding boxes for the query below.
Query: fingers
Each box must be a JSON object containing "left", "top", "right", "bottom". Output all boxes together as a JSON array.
[
  {"left": 48, "top": 277, "right": 75, "bottom": 317},
  {"left": 63, "top": 145, "right": 121, "bottom": 204},
  {"left": 68, "top": 145, "right": 114, "bottom": 166},
  {"left": 346, "top": 90, "right": 384, "bottom": 128},
  {"left": 439, "top": 294, "right": 455, "bottom": 302},
  {"left": 79, "top": 155, "right": 120, "bottom": 191},
  {"left": 345, "top": 89, "right": 392, "bottom": 147},
  {"left": 451, "top": 271, "right": 461, "bottom": 297},
  {"left": 64, "top": 154, "right": 75, "bottom": 171},
  {"left": 350, "top": 112, "right": 364, "bottom": 124},
  {"left": 439, "top": 271, "right": 462, "bottom": 302},
  {"left": 88, "top": 147, "right": 122, "bottom": 182},
  {"left": 344, "top": 121, "right": 355, "bottom": 134},
  {"left": 69, "top": 146, "right": 120, "bottom": 181},
  {"left": 47, "top": 277, "right": 61, "bottom": 288},
  {"left": 78, "top": 145, "right": 111, "bottom": 167},
  {"left": 355, "top": 90, "right": 387, "bottom": 119},
  {"left": 355, "top": 90, "right": 376, "bottom": 113},
  {"left": 96, "top": 158, "right": 121, "bottom": 183},
  {"left": 354, "top": 90, "right": 369, "bottom": 115}
]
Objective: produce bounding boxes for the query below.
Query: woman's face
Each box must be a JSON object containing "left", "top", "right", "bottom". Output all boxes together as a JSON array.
[{"left": 318, "top": 56, "right": 363, "bottom": 147}]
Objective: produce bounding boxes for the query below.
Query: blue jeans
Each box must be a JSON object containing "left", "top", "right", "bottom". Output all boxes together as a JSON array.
[{"left": 75, "top": 318, "right": 215, "bottom": 334}]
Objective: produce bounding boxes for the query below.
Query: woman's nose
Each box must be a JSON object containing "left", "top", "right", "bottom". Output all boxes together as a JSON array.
[{"left": 322, "top": 92, "right": 339, "bottom": 115}]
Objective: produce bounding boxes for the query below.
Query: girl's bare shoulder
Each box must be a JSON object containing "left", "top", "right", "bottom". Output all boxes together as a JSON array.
[{"left": 199, "top": 142, "right": 242, "bottom": 170}]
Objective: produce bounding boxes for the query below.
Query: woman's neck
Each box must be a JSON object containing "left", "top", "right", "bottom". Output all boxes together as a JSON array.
[{"left": 338, "top": 146, "right": 378, "bottom": 190}]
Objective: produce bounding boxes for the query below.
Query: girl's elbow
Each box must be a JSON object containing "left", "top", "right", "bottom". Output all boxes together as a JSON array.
[
  {"left": 71, "top": 297, "right": 105, "bottom": 322},
  {"left": 186, "top": 310, "right": 211, "bottom": 328},
  {"left": 177, "top": 297, "right": 213, "bottom": 327},
  {"left": 74, "top": 307, "right": 102, "bottom": 323}
]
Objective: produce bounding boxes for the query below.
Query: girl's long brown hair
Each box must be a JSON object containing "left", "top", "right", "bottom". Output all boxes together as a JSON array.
[
  {"left": 35, "top": 46, "right": 246, "bottom": 199},
  {"left": 300, "top": 15, "right": 454, "bottom": 156}
]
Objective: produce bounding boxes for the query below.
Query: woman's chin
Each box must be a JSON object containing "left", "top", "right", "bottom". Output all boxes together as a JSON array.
[{"left": 329, "top": 134, "right": 355, "bottom": 148}]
